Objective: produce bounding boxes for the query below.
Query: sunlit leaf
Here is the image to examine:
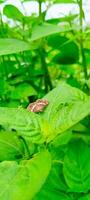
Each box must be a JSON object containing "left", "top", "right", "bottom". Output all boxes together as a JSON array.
[
  {"left": 0, "top": 39, "right": 30, "bottom": 56},
  {"left": 30, "top": 23, "right": 71, "bottom": 41},
  {"left": 0, "top": 107, "right": 44, "bottom": 143},
  {"left": 3, "top": 4, "right": 24, "bottom": 21},
  {"left": 0, "top": 150, "right": 51, "bottom": 200},
  {"left": 41, "top": 83, "right": 90, "bottom": 142}
]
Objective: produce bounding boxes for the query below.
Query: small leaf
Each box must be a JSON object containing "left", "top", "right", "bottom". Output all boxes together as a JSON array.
[
  {"left": 63, "top": 139, "right": 90, "bottom": 192},
  {"left": 3, "top": 4, "right": 24, "bottom": 21}
]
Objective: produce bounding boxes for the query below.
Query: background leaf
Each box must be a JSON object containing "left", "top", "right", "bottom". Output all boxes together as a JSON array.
[
  {"left": 63, "top": 139, "right": 90, "bottom": 192},
  {"left": 3, "top": 4, "right": 24, "bottom": 21},
  {"left": 0, "top": 39, "right": 30, "bottom": 56},
  {"left": 78, "top": 194, "right": 90, "bottom": 200},
  {"left": 10, "top": 83, "right": 37, "bottom": 100}
]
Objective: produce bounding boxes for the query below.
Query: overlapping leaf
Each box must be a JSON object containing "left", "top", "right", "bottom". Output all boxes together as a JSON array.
[
  {"left": 3, "top": 5, "right": 24, "bottom": 22},
  {"left": 79, "top": 194, "right": 90, "bottom": 200},
  {"left": 0, "top": 39, "right": 30, "bottom": 56},
  {"left": 0, "top": 131, "right": 24, "bottom": 161},
  {"left": 0, "top": 107, "right": 44, "bottom": 143},
  {"left": 41, "top": 82, "right": 90, "bottom": 142},
  {"left": 34, "top": 155, "right": 71, "bottom": 200},
  {"left": 63, "top": 140, "right": 90, "bottom": 192},
  {"left": 0, "top": 150, "right": 51, "bottom": 200}
]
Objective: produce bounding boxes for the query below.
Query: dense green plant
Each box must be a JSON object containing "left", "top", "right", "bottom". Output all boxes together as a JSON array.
[
  {"left": 0, "top": 83, "right": 90, "bottom": 199},
  {"left": 0, "top": 0, "right": 90, "bottom": 199},
  {"left": 0, "top": 0, "right": 90, "bottom": 107}
]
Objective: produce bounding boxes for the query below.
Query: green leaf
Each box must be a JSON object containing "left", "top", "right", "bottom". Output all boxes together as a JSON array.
[
  {"left": 3, "top": 4, "right": 24, "bottom": 21},
  {"left": 63, "top": 139, "right": 90, "bottom": 192},
  {"left": 0, "top": 150, "right": 51, "bottom": 200},
  {"left": 0, "top": 39, "right": 30, "bottom": 56},
  {"left": 34, "top": 190, "right": 72, "bottom": 200},
  {"left": 51, "top": 130, "right": 72, "bottom": 147},
  {"left": 41, "top": 82, "right": 90, "bottom": 142},
  {"left": 0, "top": 131, "right": 23, "bottom": 161},
  {"left": 48, "top": 35, "right": 79, "bottom": 64},
  {"left": 30, "top": 23, "right": 71, "bottom": 41},
  {"left": 79, "top": 194, "right": 90, "bottom": 200},
  {"left": 10, "top": 83, "right": 37, "bottom": 100},
  {"left": 53, "top": 41, "right": 79, "bottom": 64},
  {"left": 34, "top": 159, "right": 71, "bottom": 200},
  {"left": 0, "top": 107, "right": 44, "bottom": 144}
]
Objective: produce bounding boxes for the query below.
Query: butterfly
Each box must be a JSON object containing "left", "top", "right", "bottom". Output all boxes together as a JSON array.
[{"left": 27, "top": 99, "right": 48, "bottom": 112}]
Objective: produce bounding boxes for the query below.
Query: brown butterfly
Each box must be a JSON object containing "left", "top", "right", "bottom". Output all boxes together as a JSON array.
[{"left": 27, "top": 99, "right": 48, "bottom": 112}]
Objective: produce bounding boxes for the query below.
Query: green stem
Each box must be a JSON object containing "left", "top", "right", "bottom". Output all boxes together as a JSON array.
[
  {"left": 40, "top": 48, "right": 53, "bottom": 92},
  {"left": 38, "top": 0, "right": 42, "bottom": 16},
  {"left": 18, "top": 136, "right": 30, "bottom": 159},
  {"left": 78, "top": 0, "right": 88, "bottom": 79},
  {"left": 38, "top": 1, "right": 53, "bottom": 92}
]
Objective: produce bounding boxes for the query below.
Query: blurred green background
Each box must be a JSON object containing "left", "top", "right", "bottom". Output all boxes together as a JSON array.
[{"left": 0, "top": 0, "right": 90, "bottom": 108}]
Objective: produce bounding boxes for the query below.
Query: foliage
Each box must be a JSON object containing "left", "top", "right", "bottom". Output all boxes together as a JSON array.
[{"left": 0, "top": 0, "right": 90, "bottom": 199}]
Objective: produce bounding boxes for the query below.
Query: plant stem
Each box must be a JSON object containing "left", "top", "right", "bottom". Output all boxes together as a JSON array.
[
  {"left": 40, "top": 48, "right": 53, "bottom": 92},
  {"left": 78, "top": 0, "right": 88, "bottom": 79},
  {"left": 38, "top": 0, "right": 53, "bottom": 92},
  {"left": 18, "top": 136, "right": 31, "bottom": 159},
  {"left": 38, "top": 0, "right": 42, "bottom": 17}
]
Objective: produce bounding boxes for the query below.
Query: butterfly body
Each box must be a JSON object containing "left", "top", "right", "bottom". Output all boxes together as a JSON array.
[{"left": 27, "top": 99, "right": 48, "bottom": 112}]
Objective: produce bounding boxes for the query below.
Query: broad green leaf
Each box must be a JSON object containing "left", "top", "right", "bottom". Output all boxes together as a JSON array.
[
  {"left": 3, "top": 4, "right": 24, "bottom": 21},
  {"left": 0, "top": 150, "right": 51, "bottom": 200},
  {"left": 10, "top": 83, "right": 37, "bottom": 100},
  {"left": 41, "top": 82, "right": 90, "bottom": 141},
  {"left": 51, "top": 130, "right": 72, "bottom": 147},
  {"left": 0, "top": 107, "right": 44, "bottom": 144},
  {"left": 0, "top": 131, "right": 23, "bottom": 161},
  {"left": 79, "top": 194, "right": 90, "bottom": 200},
  {"left": 34, "top": 160, "right": 71, "bottom": 200},
  {"left": 53, "top": 43, "right": 79, "bottom": 64},
  {"left": 34, "top": 190, "right": 72, "bottom": 200},
  {"left": 30, "top": 23, "right": 71, "bottom": 41},
  {"left": 0, "top": 39, "right": 30, "bottom": 56},
  {"left": 63, "top": 139, "right": 90, "bottom": 192},
  {"left": 47, "top": 35, "right": 79, "bottom": 64}
]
